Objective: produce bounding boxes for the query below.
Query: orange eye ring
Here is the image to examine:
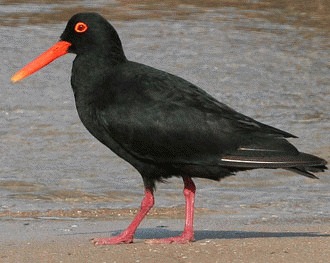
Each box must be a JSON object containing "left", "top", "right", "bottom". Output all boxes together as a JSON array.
[{"left": 74, "top": 22, "right": 88, "bottom": 33}]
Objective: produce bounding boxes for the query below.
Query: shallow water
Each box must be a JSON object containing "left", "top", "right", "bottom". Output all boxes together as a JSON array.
[{"left": 1, "top": 1, "right": 329, "bottom": 224}]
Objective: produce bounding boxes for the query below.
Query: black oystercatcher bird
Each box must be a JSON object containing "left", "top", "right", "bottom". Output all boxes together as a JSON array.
[{"left": 11, "top": 13, "right": 327, "bottom": 245}]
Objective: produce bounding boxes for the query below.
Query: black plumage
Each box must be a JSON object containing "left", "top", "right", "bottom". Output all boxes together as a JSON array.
[{"left": 65, "top": 14, "right": 326, "bottom": 188}]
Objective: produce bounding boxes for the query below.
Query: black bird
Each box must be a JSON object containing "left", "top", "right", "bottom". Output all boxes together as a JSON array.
[{"left": 11, "top": 13, "right": 327, "bottom": 245}]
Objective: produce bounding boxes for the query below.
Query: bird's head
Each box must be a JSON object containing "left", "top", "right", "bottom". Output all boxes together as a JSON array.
[{"left": 11, "top": 12, "right": 125, "bottom": 83}]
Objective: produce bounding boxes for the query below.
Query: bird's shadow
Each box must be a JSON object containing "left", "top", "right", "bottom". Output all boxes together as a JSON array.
[
  {"left": 134, "top": 228, "right": 330, "bottom": 240},
  {"left": 66, "top": 227, "right": 330, "bottom": 241}
]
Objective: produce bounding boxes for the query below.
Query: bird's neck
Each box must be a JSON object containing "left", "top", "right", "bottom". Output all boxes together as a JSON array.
[{"left": 70, "top": 53, "right": 120, "bottom": 106}]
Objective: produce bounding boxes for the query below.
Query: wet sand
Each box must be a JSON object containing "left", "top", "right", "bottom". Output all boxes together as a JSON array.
[
  {"left": 1, "top": 208, "right": 330, "bottom": 262},
  {"left": 1, "top": 216, "right": 329, "bottom": 263}
]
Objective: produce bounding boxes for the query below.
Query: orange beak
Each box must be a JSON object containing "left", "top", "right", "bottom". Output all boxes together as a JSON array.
[{"left": 11, "top": 41, "right": 72, "bottom": 83}]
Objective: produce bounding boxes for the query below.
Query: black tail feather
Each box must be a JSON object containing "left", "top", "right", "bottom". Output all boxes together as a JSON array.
[
  {"left": 286, "top": 163, "right": 328, "bottom": 179},
  {"left": 220, "top": 151, "right": 327, "bottom": 179},
  {"left": 286, "top": 167, "right": 319, "bottom": 179}
]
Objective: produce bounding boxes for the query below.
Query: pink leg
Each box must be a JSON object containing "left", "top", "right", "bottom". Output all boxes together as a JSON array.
[
  {"left": 146, "top": 176, "right": 196, "bottom": 244},
  {"left": 92, "top": 188, "right": 154, "bottom": 245}
]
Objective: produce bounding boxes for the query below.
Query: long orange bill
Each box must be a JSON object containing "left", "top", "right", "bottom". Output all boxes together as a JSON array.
[{"left": 11, "top": 41, "right": 72, "bottom": 83}]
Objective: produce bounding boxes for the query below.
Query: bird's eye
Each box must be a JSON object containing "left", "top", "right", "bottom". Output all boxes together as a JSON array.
[{"left": 74, "top": 22, "right": 88, "bottom": 33}]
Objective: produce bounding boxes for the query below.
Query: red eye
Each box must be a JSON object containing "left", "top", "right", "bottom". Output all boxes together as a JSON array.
[{"left": 74, "top": 22, "right": 88, "bottom": 33}]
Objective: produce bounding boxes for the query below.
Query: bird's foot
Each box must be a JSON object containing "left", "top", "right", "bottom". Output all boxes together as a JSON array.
[
  {"left": 145, "top": 233, "right": 194, "bottom": 244},
  {"left": 91, "top": 233, "right": 133, "bottom": 245}
]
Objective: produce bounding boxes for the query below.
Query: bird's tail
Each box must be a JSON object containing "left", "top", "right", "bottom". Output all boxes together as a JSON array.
[{"left": 219, "top": 138, "right": 327, "bottom": 179}]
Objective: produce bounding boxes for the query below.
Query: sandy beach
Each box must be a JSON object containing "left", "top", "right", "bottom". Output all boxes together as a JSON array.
[
  {"left": 1, "top": 208, "right": 330, "bottom": 263},
  {"left": 1, "top": 217, "right": 329, "bottom": 263}
]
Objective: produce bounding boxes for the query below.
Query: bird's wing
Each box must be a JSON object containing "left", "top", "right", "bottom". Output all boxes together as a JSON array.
[{"left": 96, "top": 62, "right": 299, "bottom": 166}]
